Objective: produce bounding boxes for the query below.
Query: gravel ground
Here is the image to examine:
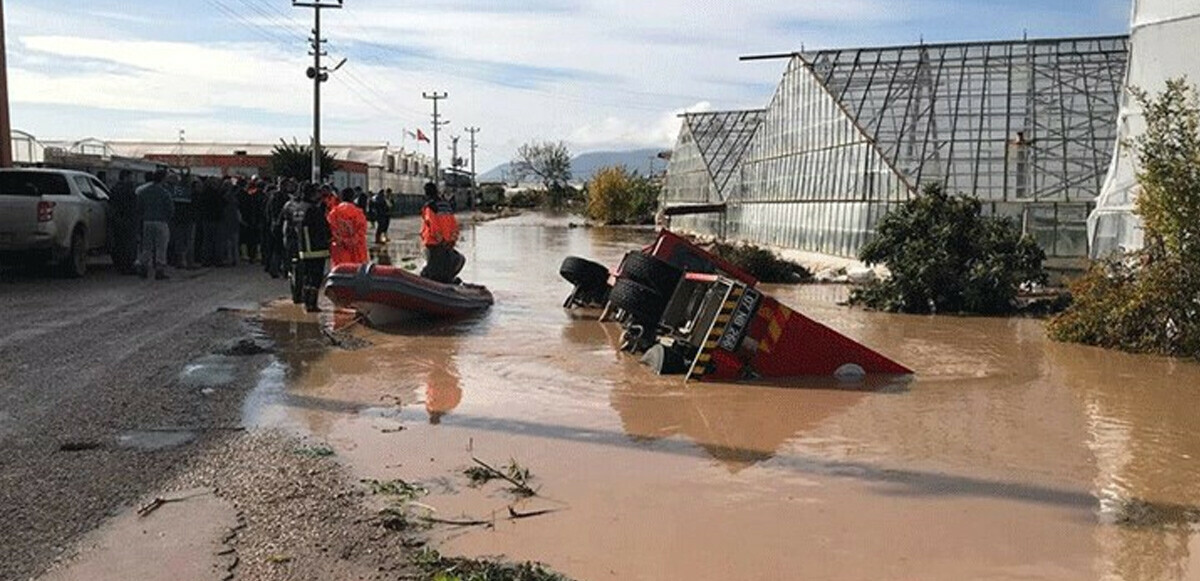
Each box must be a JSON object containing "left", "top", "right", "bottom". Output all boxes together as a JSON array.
[
  {"left": 174, "top": 430, "right": 419, "bottom": 580},
  {"left": 0, "top": 262, "right": 291, "bottom": 581}
]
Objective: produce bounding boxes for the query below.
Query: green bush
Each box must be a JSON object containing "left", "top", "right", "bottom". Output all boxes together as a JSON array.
[
  {"left": 849, "top": 182, "right": 1047, "bottom": 314},
  {"left": 585, "top": 166, "right": 659, "bottom": 225},
  {"left": 708, "top": 241, "right": 812, "bottom": 284},
  {"left": 268, "top": 140, "right": 337, "bottom": 181},
  {"left": 1049, "top": 79, "right": 1200, "bottom": 357},
  {"left": 506, "top": 189, "right": 544, "bottom": 208}
]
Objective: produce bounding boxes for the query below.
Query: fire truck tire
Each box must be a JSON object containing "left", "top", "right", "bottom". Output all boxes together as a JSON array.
[
  {"left": 620, "top": 252, "right": 682, "bottom": 297},
  {"left": 560, "top": 256, "right": 610, "bottom": 287},
  {"left": 610, "top": 277, "right": 668, "bottom": 324}
]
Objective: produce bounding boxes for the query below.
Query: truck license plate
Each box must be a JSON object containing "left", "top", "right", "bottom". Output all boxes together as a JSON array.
[{"left": 718, "top": 288, "right": 761, "bottom": 352}]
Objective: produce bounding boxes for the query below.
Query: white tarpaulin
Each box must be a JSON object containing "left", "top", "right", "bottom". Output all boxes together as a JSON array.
[{"left": 1089, "top": 0, "right": 1200, "bottom": 257}]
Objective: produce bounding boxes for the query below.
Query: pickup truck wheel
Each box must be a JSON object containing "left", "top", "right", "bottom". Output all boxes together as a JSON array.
[
  {"left": 619, "top": 252, "right": 683, "bottom": 297},
  {"left": 559, "top": 256, "right": 609, "bottom": 287},
  {"left": 609, "top": 277, "right": 667, "bottom": 325},
  {"left": 58, "top": 228, "right": 87, "bottom": 278}
]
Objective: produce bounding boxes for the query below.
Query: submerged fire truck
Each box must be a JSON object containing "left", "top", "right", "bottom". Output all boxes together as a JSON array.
[{"left": 560, "top": 231, "right": 912, "bottom": 383}]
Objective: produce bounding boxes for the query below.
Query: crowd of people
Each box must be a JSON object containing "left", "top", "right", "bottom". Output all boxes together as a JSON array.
[{"left": 107, "top": 169, "right": 462, "bottom": 313}]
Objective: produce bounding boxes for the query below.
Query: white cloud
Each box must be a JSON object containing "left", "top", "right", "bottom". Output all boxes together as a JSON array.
[
  {"left": 569, "top": 101, "right": 714, "bottom": 151},
  {"left": 7, "top": 0, "right": 1128, "bottom": 170}
]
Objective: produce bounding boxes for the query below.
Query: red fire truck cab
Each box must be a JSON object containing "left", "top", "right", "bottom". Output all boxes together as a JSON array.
[{"left": 559, "top": 231, "right": 912, "bottom": 384}]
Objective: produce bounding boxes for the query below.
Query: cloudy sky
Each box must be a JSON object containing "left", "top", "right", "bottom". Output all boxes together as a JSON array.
[{"left": 9, "top": 0, "right": 1129, "bottom": 170}]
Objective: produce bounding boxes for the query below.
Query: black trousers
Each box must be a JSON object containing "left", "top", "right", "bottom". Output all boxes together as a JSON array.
[
  {"left": 375, "top": 218, "right": 391, "bottom": 243},
  {"left": 420, "top": 245, "right": 465, "bottom": 284},
  {"left": 111, "top": 221, "right": 138, "bottom": 273},
  {"left": 262, "top": 231, "right": 285, "bottom": 277}
]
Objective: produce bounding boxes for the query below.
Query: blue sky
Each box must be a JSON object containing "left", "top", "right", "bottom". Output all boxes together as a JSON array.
[{"left": 8, "top": 0, "right": 1130, "bottom": 170}]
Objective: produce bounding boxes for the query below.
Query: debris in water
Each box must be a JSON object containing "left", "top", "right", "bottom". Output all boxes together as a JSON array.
[
  {"left": 362, "top": 478, "right": 427, "bottom": 501},
  {"left": 218, "top": 338, "right": 274, "bottom": 356},
  {"left": 294, "top": 445, "right": 335, "bottom": 458},
  {"left": 465, "top": 457, "right": 537, "bottom": 497},
  {"left": 412, "top": 548, "right": 570, "bottom": 581},
  {"left": 377, "top": 507, "right": 426, "bottom": 532},
  {"left": 320, "top": 327, "right": 372, "bottom": 351},
  {"left": 507, "top": 506, "right": 559, "bottom": 521}
]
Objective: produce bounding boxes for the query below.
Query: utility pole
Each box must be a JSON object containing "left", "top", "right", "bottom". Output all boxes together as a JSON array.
[
  {"left": 0, "top": 0, "right": 13, "bottom": 168},
  {"left": 465, "top": 126, "right": 479, "bottom": 205},
  {"left": 464, "top": 126, "right": 479, "bottom": 182},
  {"left": 422, "top": 92, "right": 448, "bottom": 182},
  {"left": 294, "top": 0, "right": 343, "bottom": 184}
]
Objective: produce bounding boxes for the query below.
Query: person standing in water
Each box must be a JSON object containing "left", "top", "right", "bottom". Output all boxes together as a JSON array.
[
  {"left": 369, "top": 189, "right": 392, "bottom": 244},
  {"left": 286, "top": 183, "right": 332, "bottom": 312}
]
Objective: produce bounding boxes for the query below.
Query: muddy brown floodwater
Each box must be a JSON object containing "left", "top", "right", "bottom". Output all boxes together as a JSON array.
[{"left": 252, "top": 213, "right": 1200, "bottom": 581}]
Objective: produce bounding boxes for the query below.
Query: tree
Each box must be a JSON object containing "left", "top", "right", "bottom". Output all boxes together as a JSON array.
[
  {"left": 1049, "top": 79, "right": 1200, "bottom": 357},
  {"left": 849, "top": 182, "right": 1047, "bottom": 315},
  {"left": 511, "top": 141, "right": 572, "bottom": 205},
  {"left": 585, "top": 165, "right": 660, "bottom": 225},
  {"left": 269, "top": 140, "right": 338, "bottom": 181}
]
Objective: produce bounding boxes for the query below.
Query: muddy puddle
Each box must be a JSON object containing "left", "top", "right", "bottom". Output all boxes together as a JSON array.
[{"left": 253, "top": 213, "right": 1200, "bottom": 581}]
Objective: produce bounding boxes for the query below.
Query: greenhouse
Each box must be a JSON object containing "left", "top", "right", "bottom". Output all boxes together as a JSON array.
[
  {"left": 664, "top": 34, "right": 1130, "bottom": 260},
  {"left": 1089, "top": 0, "right": 1200, "bottom": 258}
]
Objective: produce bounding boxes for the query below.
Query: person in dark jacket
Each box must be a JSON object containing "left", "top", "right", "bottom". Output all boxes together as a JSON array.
[
  {"left": 168, "top": 174, "right": 198, "bottom": 269},
  {"left": 238, "top": 179, "right": 263, "bottom": 263},
  {"left": 108, "top": 170, "right": 139, "bottom": 274},
  {"left": 368, "top": 189, "right": 392, "bottom": 244},
  {"left": 219, "top": 179, "right": 242, "bottom": 267},
  {"left": 135, "top": 170, "right": 174, "bottom": 280},
  {"left": 198, "top": 177, "right": 225, "bottom": 267},
  {"left": 284, "top": 183, "right": 332, "bottom": 312},
  {"left": 354, "top": 186, "right": 369, "bottom": 212},
  {"left": 261, "top": 179, "right": 291, "bottom": 279}
]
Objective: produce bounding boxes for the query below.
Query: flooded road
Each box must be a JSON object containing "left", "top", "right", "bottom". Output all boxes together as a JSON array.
[{"left": 255, "top": 213, "right": 1200, "bottom": 580}]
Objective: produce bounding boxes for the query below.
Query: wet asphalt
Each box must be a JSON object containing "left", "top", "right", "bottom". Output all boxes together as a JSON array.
[{"left": 0, "top": 259, "right": 286, "bottom": 581}]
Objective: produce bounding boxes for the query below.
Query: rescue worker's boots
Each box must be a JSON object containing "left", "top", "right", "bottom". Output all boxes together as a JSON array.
[{"left": 303, "top": 288, "right": 321, "bottom": 313}]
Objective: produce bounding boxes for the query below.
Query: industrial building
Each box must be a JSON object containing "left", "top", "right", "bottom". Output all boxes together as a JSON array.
[
  {"left": 663, "top": 34, "right": 1130, "bottom": 262},
  {"left": 10, "top": 132, "right": 436, "bottom": 196}
]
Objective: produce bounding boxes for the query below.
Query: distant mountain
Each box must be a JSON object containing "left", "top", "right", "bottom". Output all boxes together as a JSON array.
[{"left": 479, "top": 148, "right": 667, "bottom": 184}]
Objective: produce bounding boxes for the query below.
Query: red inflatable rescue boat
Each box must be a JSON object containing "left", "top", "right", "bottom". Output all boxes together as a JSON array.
[{"left": 325, "top": 263, "right": 493, "bottom": 325}]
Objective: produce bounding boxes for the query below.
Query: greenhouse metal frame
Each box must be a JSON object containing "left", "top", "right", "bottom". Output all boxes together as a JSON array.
[{"left": 663, "top": 34, "right": 1130, "bottom": 259}]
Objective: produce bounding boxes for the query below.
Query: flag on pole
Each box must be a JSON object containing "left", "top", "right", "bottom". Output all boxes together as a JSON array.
[
  {"left": 416, "top": 129, "right": 431, "bottom": 143},
  {"left": 405, "top": 129, "right": 418, "bottom": 140}
]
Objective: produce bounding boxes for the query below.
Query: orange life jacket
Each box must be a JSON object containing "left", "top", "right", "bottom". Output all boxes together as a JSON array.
[
  {"left": 421, "top": 201, "right": 459, "bottom": 248},
  {"left": 328, "top": 202, "right": 369, "bottom": 266}
]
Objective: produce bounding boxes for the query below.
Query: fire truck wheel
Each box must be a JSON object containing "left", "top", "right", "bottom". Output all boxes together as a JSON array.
[
  {"left": 610, "top": 277, "right": 668, "bottom": 324},
  {"left": 619, "top": 252, "right": 683, "bottom": 297},
  {"left": 560, "top": 256, "right": 610, "bottom": 287}
]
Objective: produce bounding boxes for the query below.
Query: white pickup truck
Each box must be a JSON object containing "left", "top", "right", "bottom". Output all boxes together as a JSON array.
[{"left": 0, "top": 168, "right": 111, "bottom": 277}]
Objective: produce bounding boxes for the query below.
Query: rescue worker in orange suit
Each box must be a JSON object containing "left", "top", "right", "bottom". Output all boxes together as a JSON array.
[
  {"left": 328, "top": 188, "right": 369, "bottom": 267},
  {"left": 419, "top": 182, "right": 465, "bottom": 284},
  {"left": 285, "top": 183, "right": 332, "bottom": 313}
]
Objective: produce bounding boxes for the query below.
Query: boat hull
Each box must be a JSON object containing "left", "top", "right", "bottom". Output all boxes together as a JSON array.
[{"left": 325, "top": 263, "right": 493, "bottom": 324}]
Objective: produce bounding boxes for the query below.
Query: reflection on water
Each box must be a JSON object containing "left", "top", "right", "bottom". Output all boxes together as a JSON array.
[{"left": 253, "top": 214, "right": 1200, "bottom": 581}]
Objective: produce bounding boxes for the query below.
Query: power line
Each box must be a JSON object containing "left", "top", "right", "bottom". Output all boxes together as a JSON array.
[{"left": 207, "top": 0, "right": 421, "bottom": 138}]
